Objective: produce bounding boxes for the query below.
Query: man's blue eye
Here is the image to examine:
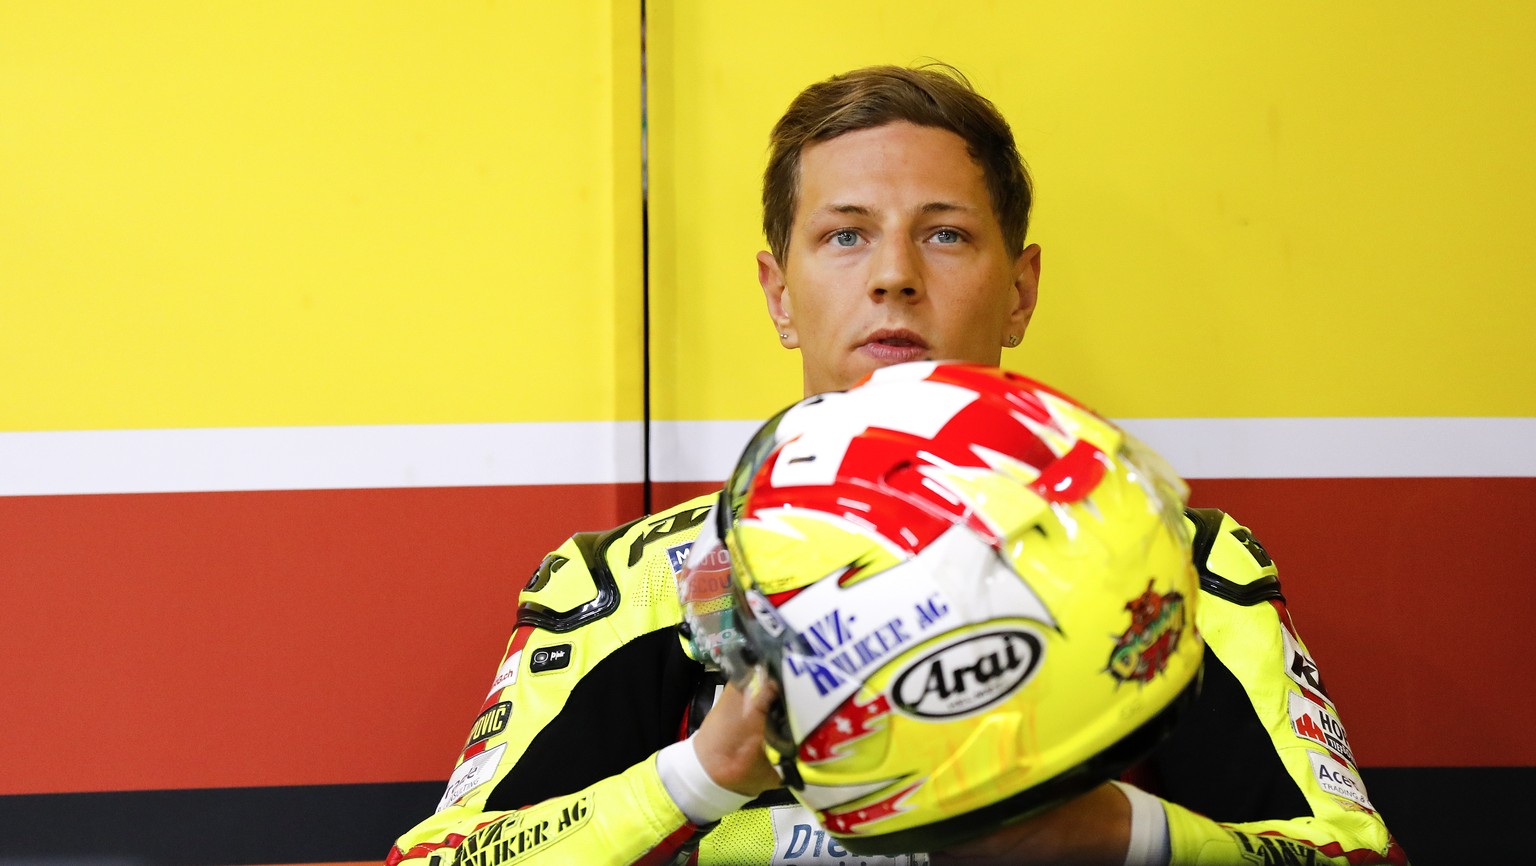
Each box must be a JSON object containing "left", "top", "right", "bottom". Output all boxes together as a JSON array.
[
  {"left": 832, "top": 230, "right": 858, "bottom": 247},
  {"left": 934, "top": 229, "right": 960, "bottom": 243}
]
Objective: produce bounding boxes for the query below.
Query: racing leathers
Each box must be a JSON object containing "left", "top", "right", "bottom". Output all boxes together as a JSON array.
[{"left": 386, "top": 495, "right": 1408, "bottom": 866}]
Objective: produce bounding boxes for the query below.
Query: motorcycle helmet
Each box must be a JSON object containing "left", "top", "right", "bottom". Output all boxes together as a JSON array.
[{"left": 677, "top": 361, "right": 1202, "bottom": 855}]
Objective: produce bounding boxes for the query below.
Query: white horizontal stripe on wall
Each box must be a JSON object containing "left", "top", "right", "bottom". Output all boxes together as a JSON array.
[
  {"left": 0, "top": 422, "right": 644, "bottom": 496},
  {"left": 1118, "top": 417, "right": 1536, "bottom": 481},
  {"left": 648, "top": 417, "right": 1536, "bottom": 483},
  {"left": 648, "top": 420, "right": 763, "bottom": 485},
  {"left": 3, "top": 417, "right": 1533, "bottom": 496}
]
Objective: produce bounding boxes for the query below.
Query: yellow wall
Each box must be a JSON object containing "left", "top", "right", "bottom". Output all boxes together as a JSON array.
[
  {"left": 6, "top": 0, "right": 1532, "bottom": 430},
  {"left": 647, "top": 1, "right": 1536, "bottom": 420},
  {"left": 1, "top": 1, "right": 643, "bottom": 430}
]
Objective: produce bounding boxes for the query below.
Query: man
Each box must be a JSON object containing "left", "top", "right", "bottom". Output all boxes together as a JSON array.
[{"left": 388, "top": 65, "right": 1405, "bottom": 865}]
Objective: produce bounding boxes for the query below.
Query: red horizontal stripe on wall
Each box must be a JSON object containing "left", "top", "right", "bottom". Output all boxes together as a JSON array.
[
  {"left": 1190, "top": 477, "right": 1536, "bottom": 768},
  {"left": 651, "top": 481, "right": 723, "bottom": 511},
  {"left": 0, "top": 484, "right": 644, "bottom": 795},
  {"left": 3, "top": 477, "right": 1527, "bottom": 800}
]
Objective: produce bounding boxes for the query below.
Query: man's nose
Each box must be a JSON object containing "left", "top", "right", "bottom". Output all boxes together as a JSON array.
[{"left": 868, "top": 237, "right": 924, "bottom": 302}]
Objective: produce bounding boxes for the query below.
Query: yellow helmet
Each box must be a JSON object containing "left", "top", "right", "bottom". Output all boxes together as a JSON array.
[{"left": 684, "top": 362, "right": 1202, "bottom": 855}]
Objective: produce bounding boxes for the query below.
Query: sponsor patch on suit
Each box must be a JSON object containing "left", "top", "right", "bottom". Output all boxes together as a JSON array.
[
  {"left": 529, "top": 643, "right": 573, "bottom": 674},
  {"left": 1308, "top": 750, "right": 1374, "bottom": 811},
  {"left": 437, "top": 743, "right": 507, "bottom": 812},
  {"left": 767, "top": 804, "right": 919, "bottom": 864}
]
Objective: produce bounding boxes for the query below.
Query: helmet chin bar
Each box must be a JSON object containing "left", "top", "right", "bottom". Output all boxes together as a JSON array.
[
  {"left": 837, "top": 667, "right": 1203, "bottom": 856},
  {"left": 756, "top": 649, "right": 1203, "bottom": 853}
]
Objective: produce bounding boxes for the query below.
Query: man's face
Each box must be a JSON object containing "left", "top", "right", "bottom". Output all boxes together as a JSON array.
[{"left": 758, "top": 121, "right": 1040, "bottom": 396}]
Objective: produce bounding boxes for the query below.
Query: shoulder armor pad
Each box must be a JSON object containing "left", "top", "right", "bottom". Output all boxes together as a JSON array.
[
  {"left": 513, "top": 497, "right": 717, "bottom": 634},
  {"left": 515, "top": 517, "right": 641, "bottom": 633},
  {"left": 1184, "top": 507, "right": 1284, "bottom": 606}
]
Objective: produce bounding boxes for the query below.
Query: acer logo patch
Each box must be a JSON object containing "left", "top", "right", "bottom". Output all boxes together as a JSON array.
[
  {"left": 892, "top": 629, "right": 1042, "bottom": 718},
  {"left": 1308, "top": 751, "right": 1374, "bottom": 811}
]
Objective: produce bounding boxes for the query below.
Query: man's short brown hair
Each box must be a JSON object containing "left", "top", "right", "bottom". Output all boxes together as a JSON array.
[{"left": 763, "top": 64, "right": 1033, "bottom": 261}]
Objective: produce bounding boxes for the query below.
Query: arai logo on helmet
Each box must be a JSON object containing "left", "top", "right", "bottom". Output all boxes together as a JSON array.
[{"left": 891, "top": 629, "right": 1044, "bottom": 718}]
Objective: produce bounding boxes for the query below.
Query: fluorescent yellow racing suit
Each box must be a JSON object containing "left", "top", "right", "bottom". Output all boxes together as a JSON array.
[{"left": 386, "top": 496, "right": 1408, "bottom": 865}]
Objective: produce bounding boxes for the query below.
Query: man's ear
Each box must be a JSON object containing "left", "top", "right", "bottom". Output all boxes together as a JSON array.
[
  {"left": 1009, "top": 243, "right": 1042, "bottom": 335},
  {"left": 758, "top": 250, "right": 798, "bottom": 348}
]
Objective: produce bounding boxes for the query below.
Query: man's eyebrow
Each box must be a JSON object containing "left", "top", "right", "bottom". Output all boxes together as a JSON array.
[
  {"left": 813, "top": 202, "right": 977, "bottom": 217},
  {"left": 821, "top": 203, "right": 873, "bottom": 217}
]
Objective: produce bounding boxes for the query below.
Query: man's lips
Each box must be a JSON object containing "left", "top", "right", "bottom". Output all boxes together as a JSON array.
[{"left": 859, "top": 329, "right": 929, "bottom": 364}]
